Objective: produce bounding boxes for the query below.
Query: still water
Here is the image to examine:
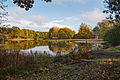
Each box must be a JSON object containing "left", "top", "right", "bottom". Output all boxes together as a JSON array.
[{"left": 0, "top": 40, "right": 103, "bottom": 56}]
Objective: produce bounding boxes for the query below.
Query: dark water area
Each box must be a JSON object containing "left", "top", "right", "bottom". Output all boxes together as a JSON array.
[{"left": 0, "top": 40, "right": 103, "bottom": 56}]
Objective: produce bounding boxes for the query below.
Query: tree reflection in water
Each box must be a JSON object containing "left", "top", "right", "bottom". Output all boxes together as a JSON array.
[
  {"left": 71, "top": 43, "right": 93, "bottom": 59},
  {"left": 0, "top": 40, "right": 48, "bottom": 50},
  {"left": 0, "top": 40, "right": 94, "bottom": 56},
  {"left": 48, "top": 41, "right": 75, "bottom": 54}
]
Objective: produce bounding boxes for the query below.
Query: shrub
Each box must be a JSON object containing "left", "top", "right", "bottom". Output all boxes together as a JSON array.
[{"left": 104, "top": 25, "right": 120, "bottom": 46}]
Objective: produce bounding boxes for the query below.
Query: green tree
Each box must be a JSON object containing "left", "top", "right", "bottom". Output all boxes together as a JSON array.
[
  {"left": 0, "top": 33, "right": 4, "bottom": 40},
  {"left": 97, "top": 19, "right": 115, "bottom": 38},
  {"left": 93, "top": 26, "right": 100, "bottom": 38},
  {"left": 104, "top": 25, "right": 120, "bottom": 46}
]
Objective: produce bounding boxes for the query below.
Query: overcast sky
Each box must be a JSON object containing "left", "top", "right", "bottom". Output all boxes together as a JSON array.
[{"left": 5, "top": 0, "right": 106, "bottom": 32}]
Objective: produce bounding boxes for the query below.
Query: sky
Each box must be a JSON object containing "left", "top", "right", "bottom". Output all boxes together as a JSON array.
[{"left": 4, "top": 0, "right": 106, "bottom": 32}]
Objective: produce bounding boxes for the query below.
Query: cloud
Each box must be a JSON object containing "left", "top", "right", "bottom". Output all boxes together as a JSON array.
[
  {"left": 6, "top": 7, "right": 46, "bottom": 31},
  {"left": 43, "top": 20, "right": 70, "bottom": 28},
  {"left": 5, "top": 7, "right": 105, "bottom": 32},
  {"left": 27, "top": 16, "right": 45, "bottom": 26},
  {"left": 81, "top": 8, "right": 106, "bottom": 23},
  {"left": 52, "top": 19, "right": 64, "bottom": 23},
  {"left": 7, "top": 7, "right": 27, "bottom": 20},
  {"left": 6, "top": 7, "right": 71, "bottom": 32}
]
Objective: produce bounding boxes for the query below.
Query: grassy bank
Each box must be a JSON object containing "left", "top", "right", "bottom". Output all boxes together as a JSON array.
[
  {"left": 8, "top": 38, "right": 35, "bottom": 41},
  {"left": 44, "top": 39, "right": 103, "bottom": 41},
  {"left": 0, "top": 49, "right": 120, "bottom": 80},
  {"left": 8, "top": 38, "right": 103, "bottom": 41}
]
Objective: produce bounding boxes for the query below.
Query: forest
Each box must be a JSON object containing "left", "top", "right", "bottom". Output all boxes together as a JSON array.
[
  {"left": 0, "top": 19, "right": 117, "bottom": 41},
  {"left": 0, "top": 27, "right": 48, "bottom": 40}
]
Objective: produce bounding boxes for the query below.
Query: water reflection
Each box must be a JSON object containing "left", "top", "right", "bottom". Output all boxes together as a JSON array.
[
  {"left": 49, "top": 41, "right": 75, "bottom": 54},
  {"left": 0, "top": 40, "right": 101, "bottom": 56},
  {"left": 0, "top": 40, "right": 48, "bottom": 50},
  {"left": 73, "top": 43, "right": 92, "bottom": 59}
]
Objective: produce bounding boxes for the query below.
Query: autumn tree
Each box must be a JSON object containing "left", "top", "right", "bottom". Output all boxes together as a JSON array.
[
  {"left": 49, "top": 27, "right": 59, "bottom": 39},
  {"left": 74, "top": 24, "right": 93, "bottom": 39},
  {"left": 0, "top": 26, "right": 49, "bottom": 40},
  {"left": 34, "top": 32, "right": 42, "bottom": 40},
  {"left": 11, "top": 26, "right": 20, "bottom": 38},
  {"left": 58, "top": 27, "right": 75, "bottom": 39},
  {"left": 42, "top": 32, "right": 48, "bottom": 39}
]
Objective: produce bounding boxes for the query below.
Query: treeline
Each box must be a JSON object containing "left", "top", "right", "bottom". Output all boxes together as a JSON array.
[
  {"left": 93, "top": 19, "right": 116, "bottom": 39},
  {"left": 92, "top": 19, "right": 120, "bottom": 46},
  {"left": 0, "top": 19, "right": 117, "bottom": 40},
  {"left": 48, "top": 19, "right": 116, "bottom": 39},
  {"left": 49, "top": 23, "right": 94, "bottom": 39},
  {"left": 0, "top": 27, "right": 48, "bottom": 40}
]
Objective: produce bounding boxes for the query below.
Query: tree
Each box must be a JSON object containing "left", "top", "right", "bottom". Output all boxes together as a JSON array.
[
  {"left": 58, "top": 27, "right": 75, "bottom": 39},
  {"left": 93, "top": 26, "right": 100, "bottom": 39},
  {"left": 0, "top": 33, "right": 4, "bottom": 40},
  {"left": 13, "top": 0, "right": 52, "bottom": 11},
  {"left": 0, "top": 26, "right": 49, "bottom": 40},
  {"left": 96, "top": 19, "right": 115, "bottom": 38},
  {"left": 11, "top": 26, "right": 20, "bottom": 38},
  {"left": 74, "top": 24, "right": 93, "bottom": 39},
  {"left": 104, "top": 0, "right": 120, "bottom": 22},
  {"left": 0, "top": 0, "right": 51, "bottom": 25},
  {"left": 104, "top": 25, "right": 120, "bottom": 46},
  {"left": 0, "top": 0, "right": 52, "bottom": 11},
  {"left": 0, "top": 0, "right": 8, "bottom": 26},
  {"left": 49, "top": 27, "right": 59, "bottom": 39}
]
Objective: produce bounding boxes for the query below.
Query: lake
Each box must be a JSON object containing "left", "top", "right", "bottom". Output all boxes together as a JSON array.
[{"left": 0, "top": 40, "right": 103, "bottom": 56}]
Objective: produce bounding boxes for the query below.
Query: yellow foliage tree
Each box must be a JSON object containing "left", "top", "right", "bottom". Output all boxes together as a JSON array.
[{"left": 74, "top": 24, "right": 93, "bottom": 39}]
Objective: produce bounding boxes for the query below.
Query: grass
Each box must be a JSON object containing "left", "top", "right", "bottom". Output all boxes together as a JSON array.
[
  {"left": 0, "top": 50, "right": 120, "bottom": 80},
  {"left": 107, "top": 47, "right": 120, "bottom": 51}
]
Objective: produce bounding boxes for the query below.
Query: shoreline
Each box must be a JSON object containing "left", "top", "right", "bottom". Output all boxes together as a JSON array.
[{"left": 8, "top": 39, "right": 103, "bottom": 41}]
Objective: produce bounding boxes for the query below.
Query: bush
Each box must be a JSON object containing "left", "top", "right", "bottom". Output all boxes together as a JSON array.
[{"left": 104, "top": 25, "right": 120, "bottom": 46}]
